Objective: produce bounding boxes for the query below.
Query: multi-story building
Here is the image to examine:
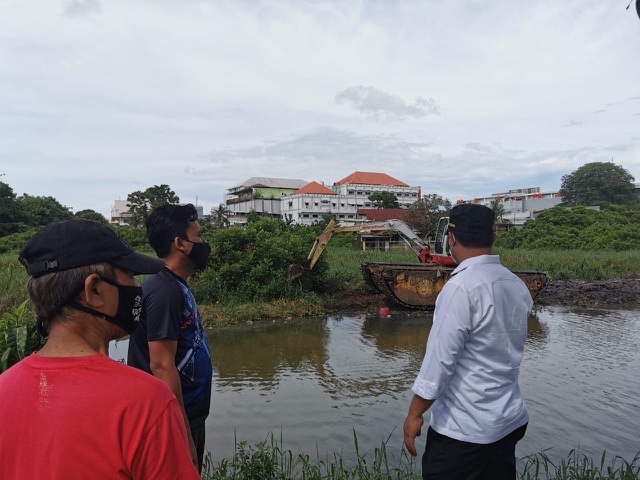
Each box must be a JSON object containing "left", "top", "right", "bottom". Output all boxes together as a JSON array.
[
  {"left": 225, "top": 177, "right": 308, "bottom": 225},
  {"left": 331, "top": 171, "right": 420, "bottom": 209},
  {"left": 281, "top": 171, "right": 420, "bottom": 226},
  {"left": 110, "top": 200, "right": 133, "bottom": 226},
  {"left": 459, "top": 187, "right": 563, "bottom": 225}
]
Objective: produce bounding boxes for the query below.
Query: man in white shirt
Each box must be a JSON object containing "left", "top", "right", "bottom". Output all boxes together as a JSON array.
[{"left": 403, "top": 203, "right": 533, "bottom": 480}]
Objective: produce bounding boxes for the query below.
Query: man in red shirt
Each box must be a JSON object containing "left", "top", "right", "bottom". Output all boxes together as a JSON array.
[{"left": 0, "top": 219, "right": 201, "bottom": 479}]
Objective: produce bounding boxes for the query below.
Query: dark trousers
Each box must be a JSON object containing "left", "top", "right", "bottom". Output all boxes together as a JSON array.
[
  {"left": 190, "top": 422, "right": 206, "bottom": 474},
  {"left": 422, "top": 424, "right": 527, "bottom": 480}
]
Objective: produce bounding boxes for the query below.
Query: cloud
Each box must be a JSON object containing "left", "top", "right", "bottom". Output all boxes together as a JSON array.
[
  {"left": 594, "top": 109, "right": 607, "bottom": 114},
  {"left": 335, "top": 85, "right": 440, "bottom": 121},
  {"left": 563, "top": 120, "right": 583, "bottom": 127},
  {"left": 62, "top": 0, "right": 101, "bottom": 17}
]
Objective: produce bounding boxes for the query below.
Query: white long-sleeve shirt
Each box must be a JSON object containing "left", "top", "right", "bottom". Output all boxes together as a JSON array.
[{"left": 411, "top": 254, "right": 533, "bottom": 444}]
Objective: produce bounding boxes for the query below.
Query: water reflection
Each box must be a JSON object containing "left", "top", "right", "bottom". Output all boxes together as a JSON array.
[
  {"left": 527, "top": 311, "right": 549, "bottom": 346},
  {"left": 209, "top": 319, "right": 329, "bottom": 390},
  {"left": 204, "top": 307, "right": 640, "bottom": 465}
]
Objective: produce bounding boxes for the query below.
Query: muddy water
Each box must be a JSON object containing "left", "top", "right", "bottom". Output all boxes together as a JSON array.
[{"left": 204, "top": 307, "right": 640, "bottom": 464}]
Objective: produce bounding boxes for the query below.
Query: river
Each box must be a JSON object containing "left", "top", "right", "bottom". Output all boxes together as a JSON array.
[
  {"left": 108, "top": 306, "right": 640, "bottom": 465},
  {"left": 204, "top": 306, "right": 640, "bottom": 465}
]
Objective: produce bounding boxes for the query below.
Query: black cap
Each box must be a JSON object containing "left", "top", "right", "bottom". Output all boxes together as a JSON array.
[
  {"left": 19, "top": 219, "right": 165, "bottom": 277},
  {"left": 448, "top": 203, "right": 495, "bottom": 235}
]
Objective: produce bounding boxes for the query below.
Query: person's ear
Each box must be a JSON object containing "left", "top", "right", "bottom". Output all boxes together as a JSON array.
[
  {"left": 173, "top": 236, "right": 187, "bottom": 252},
  {"left": 81, "top": 273, "right": 107, "bottom": 308},
  {"left": 448, "top": 232, "right": 456, "bottom": 248}
]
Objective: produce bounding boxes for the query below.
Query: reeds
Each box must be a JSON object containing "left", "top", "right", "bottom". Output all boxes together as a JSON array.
[
  {"left": 201, "top": 431, "right": 421, "bottom": 480},
  {"left": 200, "top": 433, "right": 640, "bottom": 480},
  {"left": 519, "top": 450, "right": 640, "bottom": 480}
]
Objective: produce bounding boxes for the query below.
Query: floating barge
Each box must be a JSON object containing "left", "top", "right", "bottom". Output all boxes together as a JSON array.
[{"left": 362, "top": 262, "right": 548, "bottom": 309}]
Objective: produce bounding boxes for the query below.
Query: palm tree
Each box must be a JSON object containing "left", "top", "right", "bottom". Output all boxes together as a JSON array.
[
  {"left": 211, "top": 204, "right": 231, "bottom": 228},
  {"left": 490, "top": 197, "right": 506, "bottom": 223}
]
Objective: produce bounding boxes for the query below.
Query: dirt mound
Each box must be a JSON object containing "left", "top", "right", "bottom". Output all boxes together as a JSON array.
[{"left": 535, "top": 274, "right": 640, "bottom": 308}]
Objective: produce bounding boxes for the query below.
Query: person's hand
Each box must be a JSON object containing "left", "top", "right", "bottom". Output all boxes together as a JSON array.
[{"left": 403, "top": 413, "right": 424, "bottom": 457}]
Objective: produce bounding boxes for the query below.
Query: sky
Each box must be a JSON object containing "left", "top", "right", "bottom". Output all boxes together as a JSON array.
[{"left": 1, "top": 0, "right": 639, "bottom": 219}]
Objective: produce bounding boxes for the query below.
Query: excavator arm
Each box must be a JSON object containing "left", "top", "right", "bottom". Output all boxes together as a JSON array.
[
  {"left": 288, "top": 219, "right": 362, "bottom": 280},
  {"left": 288, "top": 218, "right": 434, "bottom": 280}
]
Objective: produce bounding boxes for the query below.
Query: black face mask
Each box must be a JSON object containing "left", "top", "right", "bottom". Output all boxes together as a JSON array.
[
  {"left": 181, "top": 239, "right": 211, "bottom": 271},
  {"left": 68, "top": 277, "right": 144, "bottom": 335}
]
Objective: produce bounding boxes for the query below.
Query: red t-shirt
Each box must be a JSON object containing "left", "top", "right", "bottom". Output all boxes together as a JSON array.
[{"left": 0, "top": 353, "right": 200, "bottom": 479}]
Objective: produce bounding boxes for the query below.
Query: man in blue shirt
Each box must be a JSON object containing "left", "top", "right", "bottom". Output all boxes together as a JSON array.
[
  {"left": 128, "top": 204, "right": 213, "bottom": 472},
  {"left": 403, "top": 203, "right": 532, "bottom": 480}
]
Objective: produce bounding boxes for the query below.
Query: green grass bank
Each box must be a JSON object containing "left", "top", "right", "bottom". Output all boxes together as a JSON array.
[{"left": 3, "top": 246, "right": 640, "bottom": 327}]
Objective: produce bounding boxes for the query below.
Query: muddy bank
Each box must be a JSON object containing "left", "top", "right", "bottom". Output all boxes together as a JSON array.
[
  {"left": 535, "top": 274, "right": 640, "bottom": 308},
  {"left": 331, "top": 274, "right": 640, "bottom": 312}
]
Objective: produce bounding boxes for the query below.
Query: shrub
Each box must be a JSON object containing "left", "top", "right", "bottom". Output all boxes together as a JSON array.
[
  {"left": 0, "top": 300, "right": 42, "bottom": 373},
  {"left": 191, "top": 219, "right": 331, "bottom": 304},
  {"left": 496, "top": 205, "right": 640, "bottom": 251}
]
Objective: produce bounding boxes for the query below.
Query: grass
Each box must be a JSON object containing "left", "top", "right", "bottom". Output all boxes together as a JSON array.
[
  {"left": 2, "top": 246, "right": 640, "bottom": 327},
  {"left": 519, "top": 450, "right": 640, "bottom": 480},
  {"left": 200, "top": 433, "right": 640, "bottom": 480},
  {"left": 0, "top": 253, "right": 30, "bottom": 316},
  {"left": 496, "top": 248, "right": 640, "bottom": 281},
  {"left": 202, "top": 431, "right": 421, "bottom": 480}
]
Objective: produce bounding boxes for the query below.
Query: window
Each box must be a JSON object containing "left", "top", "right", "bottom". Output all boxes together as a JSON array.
[{"left": 305, "top": 202, "right": 309, "bottom": 208}]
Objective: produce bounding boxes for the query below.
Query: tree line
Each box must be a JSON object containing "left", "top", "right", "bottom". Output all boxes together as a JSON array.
[{"left": 1, "top": 161, "right": 638, "bottom": 244}]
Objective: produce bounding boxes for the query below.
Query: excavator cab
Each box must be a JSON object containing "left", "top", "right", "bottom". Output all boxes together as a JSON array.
[{"left": 433, "top": 217, "right": 451, "bottom": 258}]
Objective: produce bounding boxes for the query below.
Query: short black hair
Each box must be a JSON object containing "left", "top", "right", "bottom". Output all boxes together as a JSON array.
[
  {"left": 146, "top": 204, "right": 198, "bottom": 258},
  {"left": 450, "top": 230, "right": 494, "bottom": 248}
]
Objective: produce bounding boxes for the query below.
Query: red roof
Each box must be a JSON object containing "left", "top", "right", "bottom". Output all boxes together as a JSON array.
[
  {"left": 294, "top": 181, "right": 337, "bottom": 195},
  {"left": 357, "top": 209, "right": 409, "bottom": 221},
  {"left": 334, "top": 171, "right": 408, "bottom": 187}
]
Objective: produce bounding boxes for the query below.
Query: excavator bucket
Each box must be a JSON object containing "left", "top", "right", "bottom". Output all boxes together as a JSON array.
[{"left": 288, "top": 219, "right": 337, "bottom": 281}]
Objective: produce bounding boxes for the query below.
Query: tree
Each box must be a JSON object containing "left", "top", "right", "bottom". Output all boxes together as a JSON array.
[
  {"left": 126, "top": 184, "right": 179, "bottom": 227},
  {"left": 404, "top": 193, "right": 452, "bottom": 237},
  {"left": 560, "top": 162, "right": 637, "bottom": 207},
  {"left": 18, "top": 194, "right": 72, "bottom": 227},
  {"left": 490, "top": 197, "right": 507, "bottom": 223},
  {"left": 75, "top": 209, "right": 109, "bottom": 224},
  {"left": 211, "top": 204, "right": 231, "bottom": 229},
  {"left": 0, "top": 182, "right": 27, "bottom": 236},
  {"left": 368, "top": 191, "right": 399, "bottom": 209}
]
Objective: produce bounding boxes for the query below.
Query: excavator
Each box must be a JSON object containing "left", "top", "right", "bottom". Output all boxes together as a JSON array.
[{"left": 289, "top": 217, "right": 547, "bottom": 309}]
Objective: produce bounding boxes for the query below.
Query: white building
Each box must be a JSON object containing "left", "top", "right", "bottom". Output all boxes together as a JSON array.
[
  {"left": 280, "top": 181, "right": 341, "bottom": 226},
  {"left": 110, "top": 200, "right": 132, "bottom": 226},
  {"left": 225, "top": 177, "right": 308, "bottom": 225},
  {"left": 280, "top": 171, "right": 421, "bottom": 226},
  {"left": 460, "top": 187, "right": 563, "bottom": 226}
]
